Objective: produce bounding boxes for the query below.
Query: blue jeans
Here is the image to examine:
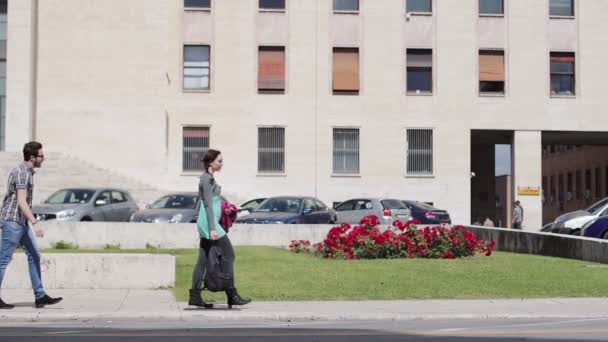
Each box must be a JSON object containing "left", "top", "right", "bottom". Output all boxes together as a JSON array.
[{"left": 0, "top": 220, "right": 45, "bottom": 299}]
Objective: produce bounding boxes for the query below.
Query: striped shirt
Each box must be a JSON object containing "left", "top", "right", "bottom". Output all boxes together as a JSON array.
[{"left": 0, "top": 163, "right": 35, "bottom": 225}]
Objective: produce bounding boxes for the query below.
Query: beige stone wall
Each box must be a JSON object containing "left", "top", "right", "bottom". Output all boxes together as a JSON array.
[{"left": 7, "top": 0, "right": 608, "bottom": 226}]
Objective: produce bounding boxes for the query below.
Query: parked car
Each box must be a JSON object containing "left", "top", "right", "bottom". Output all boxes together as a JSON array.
[
  {"left": 551, "top": 197, "right": 608, "bottom": 234},
  {"left": 401, "top": 201, "right": 452, "bottom": 225},
  {"left": 129, "top": 192, "right": 199, "bottom": 223},
  {"left": 237, "top": 198, "right": 266, "bottom": 217},
  {"left": 335, "top": 198, "right": 411, "bottom": 225},
  {"left": 582, "top": 216, "right": 608, "bottom": 240},
  {"left": 33, "top": 188, "right": 139, "bottom": 222},
  {"left": 235, "top": 196, "right": 336, "bottom": 224},
  {"left": 541, "top": 222, "right": 554, "bottom": 232}
]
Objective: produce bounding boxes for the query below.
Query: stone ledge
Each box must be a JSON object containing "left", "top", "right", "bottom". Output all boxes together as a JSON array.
[{"left": 2, "top": 253, "right": 175, "bottom": 289}]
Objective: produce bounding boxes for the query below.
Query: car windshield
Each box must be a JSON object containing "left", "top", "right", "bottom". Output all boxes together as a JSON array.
[
  {"left": 414, "top": 202, "right": 437, "bottom": 210},
  {"left": 241, "top": 199, "right": 264, "bottom": 210},
  {"left": 150, "top": 195, "right": 198, "bottom": 209},
  {"left": 45, "top": 189, "right": 96, "bottom": 204},
  {"left": 254, "top": 198, "right": 302, "bottom": 214},
  {"left": 381, "top": 200, "right": 407, "bottom": 209},
  {"left": 587, "top": 198, "right": 608, "bottom": 214}
]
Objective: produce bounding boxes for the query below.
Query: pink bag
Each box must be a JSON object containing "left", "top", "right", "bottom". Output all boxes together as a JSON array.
[{"left": 220, "top": 200, "right": 238, "bottom": 232}]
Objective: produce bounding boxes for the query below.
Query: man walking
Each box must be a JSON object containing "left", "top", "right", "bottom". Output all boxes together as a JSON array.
[
  {"left": 0, "top": 142, "right": 62, "bottom": 309},
  {"left": 512, "top": 200, "right": 523, "bottom": 230}
]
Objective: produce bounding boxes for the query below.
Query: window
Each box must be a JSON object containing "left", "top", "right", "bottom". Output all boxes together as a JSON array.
[
  {"left": 479, "top": 0, "right": 503, "bottom": 15},
  {"left": 333, "top": 128, "right": 360, "bottom": 174},
  {"left": 550, "top": 175, "right": 555, "bottom": 202},
  {"left": 183, "top": 45, "right": 210, "bottom": 90},
  {"left": 259, "top": 0, "right": 285, "bottom": 10},
  {"left": 596, "top": 167, "right": 601, "bottom": 199},
  {"left": 406, "top": 49, "right": 432, "bottom": 94},
  {"left": 407, "top": 0, "right": 432, "bottom": 14},
  {"left": 567, "top": 172, "right": 573, "bottom": 199},
  {"left": 354, "top": 200, "right": 373, "bottom": 210},
  {"left": 479, "top": 50, "right": 505, "bottom": 94},
  {"left": 184, "top": 0, "right": 210, "bottom": 9},
  {"left": 407, "top": 129, "right": 433, "bottom": 175},
  {"left": 258, "top": 46, "right": 285, "bottom": 93},
  {"left": 96, "top": 191, "right": 111, "bottom": 205},
  {"left": 111, "top": 191, "right": 127, "bottom": 203},
  {"left": 576, "top": 170, "right": 582, "bottom": 199},
  {"left": 314, "top": 200, "right": 328, "bottom": 211},
  {"left": 183, "top": 127, "right": 209, "bottom": 172},
  {"left": 334, "top": 0, "right": 359, "bottom": 12},
  {"left": 550, "top": 52, "right": 575, "bottom": 96},
  {"left": 585, "top": 169, "right": 591, "bottom": 198},
  {"left": 332, "top": 48, "right": 359, "bottom": 94},
  {"left": 558, "top": 174, "right": 564, "bottom": 203},
  {"left": 550, "top": 0, "right": 574, "bottom": 17},
  {"left": 336, "top": 200, "right": 355, "bottom": 211},
  {"left": 542, "top": 176, "right": 547, "bottom": 202},
  {"left": 258, "top": 127, "right": 285, "bottom": 173}
]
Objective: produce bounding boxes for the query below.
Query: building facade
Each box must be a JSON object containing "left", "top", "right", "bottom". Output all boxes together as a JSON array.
[{"left": 4, "top": 0, "right": 608, "bottom": 229}]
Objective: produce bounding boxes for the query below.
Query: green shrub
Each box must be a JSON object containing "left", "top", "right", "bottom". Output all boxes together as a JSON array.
[
  {"left": 104, "top": 243, "right": 121, "bottom": 250},
  {"left": 52, "top": 241, "right": 79, "bottom": 250}
]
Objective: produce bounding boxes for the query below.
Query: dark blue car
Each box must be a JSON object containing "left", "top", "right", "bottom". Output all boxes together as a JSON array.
[
  {"left": 582, "top": 216, "right": 608, "bottom": 239},
  {"left": 235, "top": 196, "right": 337, "bottom": 224},
  {"left": 401, "top": 200, "right": 451, "bottom": 225}
]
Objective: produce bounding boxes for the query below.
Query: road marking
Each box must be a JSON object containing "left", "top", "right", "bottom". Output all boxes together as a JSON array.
[{"left": 435, "top": 317, "right": 608, "bottom": 332}]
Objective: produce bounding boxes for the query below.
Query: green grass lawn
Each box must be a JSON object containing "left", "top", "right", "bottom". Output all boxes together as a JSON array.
[{"left": 42, "top": 247, "right": 608, "bottom": 302}]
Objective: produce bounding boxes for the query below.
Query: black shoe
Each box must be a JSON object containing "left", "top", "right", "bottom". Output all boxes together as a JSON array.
[
  {"left": 188, "top": 289, "right": 213, "bottom": 309},
  {"left": 0, "top": 298, "right": 14, "bottom": 309},
  {"left": 35, "top": 295, "right": 63, "bottom": 308},
  {"left": 226, "top": 288, "right": 251, "bottom": 309}
]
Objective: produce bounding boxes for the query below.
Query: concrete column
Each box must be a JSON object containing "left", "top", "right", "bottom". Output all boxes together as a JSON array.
[
  {"left": 513, "top": 130, "right": 542, "bottom": 230},
  {"left": 5, "top": 0, "right": 35, "bottom": 151}
]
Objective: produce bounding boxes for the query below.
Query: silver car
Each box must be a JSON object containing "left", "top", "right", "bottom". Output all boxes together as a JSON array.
[
  {"left": 129, "top": 192, "right": 200, "bottom": 223},
  {"left": 335, "top": 198, "right": 412, "bottom": 225},
  {"left": 33, "top": 188, "right": 139, "bottom": 222}
]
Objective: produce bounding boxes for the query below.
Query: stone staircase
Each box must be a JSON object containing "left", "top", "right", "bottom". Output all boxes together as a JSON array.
[{"left": 0, "top": 152, "right": 167, "bottom": 208}]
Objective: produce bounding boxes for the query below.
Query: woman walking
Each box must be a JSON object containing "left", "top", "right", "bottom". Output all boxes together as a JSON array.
[{"left": 189, "top": 149, "right": 251, "bottom": 308}]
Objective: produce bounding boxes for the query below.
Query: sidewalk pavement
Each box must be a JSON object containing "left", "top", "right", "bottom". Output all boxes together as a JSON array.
[{"left": 1, "top": 289, "right": 607, "bottom": 323}]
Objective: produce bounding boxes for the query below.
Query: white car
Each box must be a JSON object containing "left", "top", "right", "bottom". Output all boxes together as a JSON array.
[{"left": 563, "top": 202, "right": 608, "bottom": 233}]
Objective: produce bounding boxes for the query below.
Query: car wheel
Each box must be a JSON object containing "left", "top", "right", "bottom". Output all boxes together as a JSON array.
[
  {"left": 81, "top": 217, "right": 92, "bottom": 222},
  {"left": 570, "top": 229, "right": 581, "bottom": 236},
  {"left": 602, "top": 231, "right": 608, "bottom": 240}
]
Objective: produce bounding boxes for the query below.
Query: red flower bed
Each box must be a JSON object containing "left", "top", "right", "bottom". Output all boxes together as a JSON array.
[{"left": 289, "top": 215, "right": 496, "bottom": 260}]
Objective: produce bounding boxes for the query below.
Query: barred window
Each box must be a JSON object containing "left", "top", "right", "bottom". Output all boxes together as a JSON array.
[
  {"left": 479, "top": 0, "right": 503, "bottom": 15},
  {"left": 550, "top": 0, "right": 574, "bottom": 17},
  {"left": 334, "top": 0, "right": 359, "bottom": 12},
  {"left": 183, "top": 127, "right": 210, "bottom": 172},
  {"left": 258, "top": 127, "right": 285, "bottom": 173},
  {"left": 184, "top": 0, "right": 210, "bottom": 8},
  {"left": 333, "top": 128, "right": 360, "bottom": 174},
  {"left": 183, "top": 45, "right": 210, "bottom": 90},
  {"left": 407, "top": 0, "right": 432, "bottom": 14},
  {"left": 407, "top": 129, "right": 433, "bottom": 175}
]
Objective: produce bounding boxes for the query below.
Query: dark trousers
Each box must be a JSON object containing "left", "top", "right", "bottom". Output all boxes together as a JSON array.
[
  {"left": 513, "top": 222, "right": 522, "bottom": 229},
  {"left": 191, "top": 235, "right": 235, "bottom": 291}
]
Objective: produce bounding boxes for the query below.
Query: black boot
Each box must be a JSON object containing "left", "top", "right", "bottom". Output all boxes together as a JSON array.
[
  {"left": 0, "top": 298, "right": 14, "bottom": 309},
  {"left": 188, "top": 289, "right": 213, "bottom": 308},
  {"left": 226, "top": 288, "right": 251, "bottom": 309}
]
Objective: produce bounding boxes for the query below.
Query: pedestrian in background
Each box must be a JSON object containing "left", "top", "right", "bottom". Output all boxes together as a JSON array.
[
  {"left": 189, "top": 149, "right": 251, "bottom": 309},
  {"left": 0, "top": 142, "right": 63, "bottom": 309},
  {"left": 512, "top": 200, "right": 523, "bottom": 229}
]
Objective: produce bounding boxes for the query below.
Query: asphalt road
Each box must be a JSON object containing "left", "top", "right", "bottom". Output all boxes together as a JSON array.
[{"left": 0, "top": 318, "right": 607, "bottom": 341}]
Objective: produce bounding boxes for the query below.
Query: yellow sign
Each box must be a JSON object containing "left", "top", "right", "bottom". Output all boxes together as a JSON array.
[{"left": 518, "top": 187, "right": 541, "bottom": 196}]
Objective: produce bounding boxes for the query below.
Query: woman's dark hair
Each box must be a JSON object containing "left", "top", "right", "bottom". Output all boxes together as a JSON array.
[
  {"left": 202, "top": 149, "right": 221, "bottom": 172},
  {"left": 23, "top": 141, "right": 43, "bottom": 162}
]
